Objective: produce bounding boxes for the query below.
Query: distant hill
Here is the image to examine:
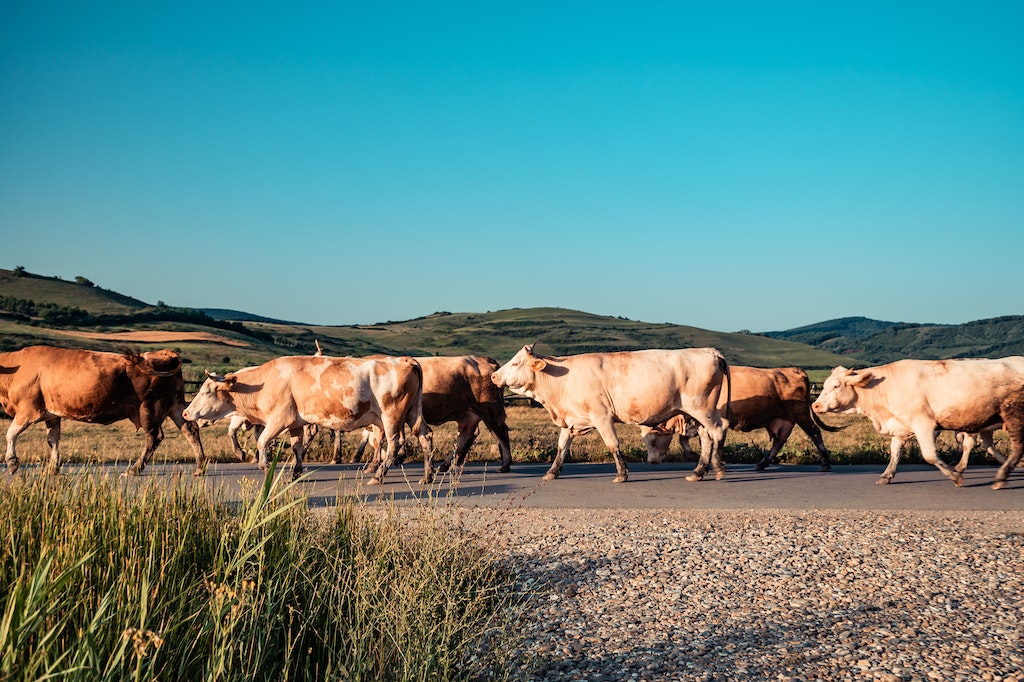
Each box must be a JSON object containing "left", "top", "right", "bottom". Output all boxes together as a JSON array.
[
  {"left": 764, "top": 315, "right": 1024, "bottom": 364},
  {"left": 200, "top": 308, "right": 297, "bottom": 325},
  {"left": 0, "top": 268, "right": 148, "bottom": 314},
  {"left": 0, "top": 268, "right": 852, "bottom": 370},
  {"left": 764, "top": 317, "right": 901, "bottom": 345},
  {"left": 2, "top": 267, "right": 1019, "bottom": 371}
]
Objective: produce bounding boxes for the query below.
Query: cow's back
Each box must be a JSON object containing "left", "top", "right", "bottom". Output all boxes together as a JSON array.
[
  {"left": 554, "top": 348, "right": 726, "bottom": 424},
  {"left": 865, "top": 358, "right": 1024, "bottom": 431},
  {"left": 418, "top": 355, "right": 504, "bottom": 424}
]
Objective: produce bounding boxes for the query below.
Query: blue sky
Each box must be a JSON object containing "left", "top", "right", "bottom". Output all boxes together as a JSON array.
[{"left": 2, "top": 2, "right": 1021, "bottom": 332}]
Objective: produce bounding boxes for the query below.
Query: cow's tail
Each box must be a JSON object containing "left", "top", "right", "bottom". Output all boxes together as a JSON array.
[
  {"left": 404, "top": 357, "right": 428, "bottom": 433},
  {"left": 718, "top": 352, "right": 732, "bottom": 427},
  {"left": 810, "top": 408, "right": 846, "bottom": 432}
]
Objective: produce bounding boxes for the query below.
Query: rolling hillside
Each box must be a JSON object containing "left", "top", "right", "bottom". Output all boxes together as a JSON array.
[
  {"left": 3, "top": 267, "right": 1020, "bottom": 372},
  {"left": 764, "top": 316, "right": 1024, "bottom": 364},
  {"left": 0, "top": 267, "right": 850, "bottom": 370}
]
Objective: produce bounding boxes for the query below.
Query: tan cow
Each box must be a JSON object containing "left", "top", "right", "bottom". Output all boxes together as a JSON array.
[
  {"left": 641, "top": 366, "right": 841, "bottom": 471},
  {"left": 812, "top": 358, "right": 1024, "bottom": 489},
  {"left": 491, "top": 344, "right": 729, "bottom": 483},
  {"left": 350, "top": 355, "right": 513, "bottom": 474},
  {"left": 0, "top": 345, "right": 206, "bottom": 476},
  {"left": 183, "top": 355, "right": 432, "bottom": 483}
]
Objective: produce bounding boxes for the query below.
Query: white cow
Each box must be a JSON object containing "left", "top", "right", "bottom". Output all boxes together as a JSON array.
[
  {"left": 491, "top": 345, "right": 730, "bottom": 483},
  {"left": 812, "top": 358, "right": 1024, "bottom": 489}
]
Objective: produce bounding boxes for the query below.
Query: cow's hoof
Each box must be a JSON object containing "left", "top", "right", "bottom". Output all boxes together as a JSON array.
[
  {"left": 121, "top": 468, "right": 140, "bottom": 478},
  {"left": 820, "top": 464, "right": 832, "bottom": 473},
  {"left": 714, "top": 470, "right": 725, "bottom": 480},
  {"left": 613, "top": 475, "right": 628, "bottom": 483},
  {"left": 875, "top": 477, "right": 892, "bottom": 485},
  {"left": 499, "top": 464, "right": 511, "bottom": 473},
  {"left": 367, "top": 477, "right": 383, "bottom": 485},
  {"left": 542, "top": 472, "right": 558, "bottom": 481},
  {"left": 436, "top": 462, "right": 452, "bottom": 474},
  {"left": 952, "top": 475, "right": 963, "bottom": 487},
  {"left": 291, "top": 469, "right": 303, "bottom": 481},
  {"left": 685, "top": 473, "right": 704, "bottom": 482},
  {"left": 331, "top": 458, "right": 343, "bottom": 465},
  {"left": 755, "top": 463, "right": 768, "bottom": 471},
  {"left": 418, "top": 477, "right": 433, "bottom": 485},
  {"left": 6, "top": 460, "right": 19, "bottom": 475},
  {"left": 992, "top": 480, "right": 1006, "bottom": 490}
]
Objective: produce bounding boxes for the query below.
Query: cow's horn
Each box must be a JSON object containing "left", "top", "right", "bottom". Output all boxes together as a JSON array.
[{"left": 205, "top": 369, "right": 229, "bottom": 382}]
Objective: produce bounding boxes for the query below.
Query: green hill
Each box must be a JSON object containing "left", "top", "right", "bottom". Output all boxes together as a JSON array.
[
  {"left": 765, "top": 315, "right": 1024, "bottom": 364},
  {"left": 0, "top": 267, "right": 853, "bottom": 370}
]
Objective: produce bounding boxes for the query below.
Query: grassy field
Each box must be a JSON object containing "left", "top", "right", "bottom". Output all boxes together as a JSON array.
[
  {"left": 2, "top": 405, "right": 1007, "bottom": 472},
  {"left": 0, "top": 466, "right": 525, "bottom": 681}
]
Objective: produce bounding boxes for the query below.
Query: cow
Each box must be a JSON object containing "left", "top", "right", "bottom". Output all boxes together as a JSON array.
[
  {"left": 811, "top": 358, "right": 1024, "bottom": 489},
  {"left": 491, "top": 344, "right": 729, "bottom": 483},
  {"left": 350, "top": 355, "right": 513, "bottom": 474},
  {"left": 640, "top": 366, "right": 841, "bottom": 471},
  {"left": 0, "top": 345, "right": 206, "bottom": 476},
  {"left": 182, "top": 354, "right": 433, "bottom": 483}
]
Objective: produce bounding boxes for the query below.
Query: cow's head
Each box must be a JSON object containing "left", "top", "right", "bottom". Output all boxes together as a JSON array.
[
  {"left": 182, "top": 370, "right": 239, "bottom": 422},
  {"left": 811, "top": 366, "right": 873, "bottom": 415},
  {"left": 640, "top": 426, "right": 672, "bottom": 464},
  {"left": 491, "top": 344, "right": 548, "bottom": 394}
]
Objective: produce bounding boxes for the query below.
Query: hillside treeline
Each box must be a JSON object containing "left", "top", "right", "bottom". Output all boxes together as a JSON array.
[{"left": 0, "top": 295, "right": 272, "bottom": 341}]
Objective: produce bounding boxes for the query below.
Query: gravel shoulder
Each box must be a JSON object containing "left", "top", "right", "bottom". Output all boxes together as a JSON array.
[{"left": 462, "top": 507, "right": 1024, "bottom": 682}]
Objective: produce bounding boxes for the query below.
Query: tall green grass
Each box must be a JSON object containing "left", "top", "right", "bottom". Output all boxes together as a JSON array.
[{"left": 0, "top": 463, "right": 524, "bottom": 681}]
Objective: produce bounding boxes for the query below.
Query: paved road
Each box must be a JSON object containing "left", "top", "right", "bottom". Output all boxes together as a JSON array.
[{"left": 72, "top": 459, "right": 1024, "bottom": 511}]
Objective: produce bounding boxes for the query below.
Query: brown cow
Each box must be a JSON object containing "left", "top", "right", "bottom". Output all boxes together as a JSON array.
[
  {"left": 350, "top": 355, "right": 513, "bottom": 474},
  {"left": 182, "top": 354, "right": 432, "bottom": 483},
  {"left": 491, "top": 345, "right": 729, "bottom": 483},
  {"left": 812, "top": 358, "right": 1024, "bottom": 489},
  {"left": 0, "top": 345, "right": 206, "bottom": 475},
  {"left": 641, "top": 366, "right": 841, "bottom": 471}
]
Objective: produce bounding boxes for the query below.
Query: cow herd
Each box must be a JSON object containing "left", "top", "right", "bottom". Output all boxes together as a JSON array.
[{"left": 1, "top": 344, "right": 1022, "bottom": 490}]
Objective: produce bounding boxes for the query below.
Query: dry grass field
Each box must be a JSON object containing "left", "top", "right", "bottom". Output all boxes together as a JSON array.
[{"left": 1, "top": 405, "right": 1008, "bottom": 472}]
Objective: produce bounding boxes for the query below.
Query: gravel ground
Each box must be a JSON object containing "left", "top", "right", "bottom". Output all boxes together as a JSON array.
[{"left": 463, "top": 508, "right": 1024, "bottom": 682}]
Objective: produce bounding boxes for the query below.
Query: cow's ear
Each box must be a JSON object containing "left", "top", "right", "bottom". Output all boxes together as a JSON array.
[
  {"left": 530, "top": 358, "right": 548, "bottom": 372},
  {"left": 847, "top": 369, "right": 873, "bottom": 386},
  {"left": 221, "top": 374, "right": 238, "bottom": 389}
]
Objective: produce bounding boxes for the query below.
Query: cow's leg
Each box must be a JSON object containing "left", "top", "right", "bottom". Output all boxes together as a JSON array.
[
  {"left": 878, "top": 436, "right": 906, "bottom": 484},
  {"left": 686, "top": 420, "right": 726, "bottom": 482},
  {"left": 439, "top": 414, "right": 481, "bottom": 473},
  {"left": 755, "top": 419, "right": 795, "bottom": 471},
  {"left": 4, "top": 419, "right": 36, "bottom": 475},
  {"left": 359, "top": 428, "right": 382, "bottom": 473},
  {"left": 914, "top": 425, "right": 963, "bottom": 486},
  {"left": 954, "top": 432, "right": 974, "bottom": 474},
  {"left": 330, "top": 429, "right": 343, "bottom": 464},
  {"left": 414, "top": 423, "right": 434, "bottom": 486},
  {"left": 480, "top": 409, "right": 513, "bottom": 473},
  {"left": 796, "top": 419, "right": 832, "bottom": 472},
  {"left": 977, "top": 430, "right": 1007, "bottom": 465},
  {"left": 5, "top": 418, "right": 36, "bottom": 474},
  {"left": 255, "top": 422, "right": 288, "bottom": 472},
  {"left": 993, "top": 396, "right": 1023, "bottom": 490},
  {"left": 545, "top": 428, "right": 575, "bottom": 481},
  {"left": 595, "top": 421, "right": 629, "bottom": 483},
  {"left": 368, "top": 423, "right": 403, "bottom": 485},
  {"left": 44, "top": 418, "right": 62, "bottom": 474},
  {"left": 226, "top": 415, "right": 249, "bottom": 461},
  {"left": 288, "top": 427, "right": 306, "bottom": 481},
  {"left": 125, "top": 424, "right": 164, "bottom": 477},
  {"left": 168, "top": 409, "right": 207, "bottom": 476}
]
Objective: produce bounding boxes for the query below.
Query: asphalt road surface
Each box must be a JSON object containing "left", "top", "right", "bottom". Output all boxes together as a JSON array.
[{"left": 63, "top": 459, "right": 1024, "bottom": 512}]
